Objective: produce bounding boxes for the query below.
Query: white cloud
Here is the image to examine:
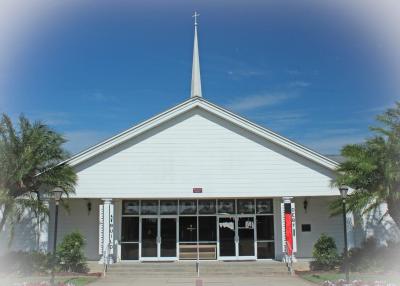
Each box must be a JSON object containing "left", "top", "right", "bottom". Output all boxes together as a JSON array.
[
  {"left": 298, "top": 128, "right": 367, "bottom": 154},
  {"left": 225, "top": 92, "right": 296, "bottom": 112}
]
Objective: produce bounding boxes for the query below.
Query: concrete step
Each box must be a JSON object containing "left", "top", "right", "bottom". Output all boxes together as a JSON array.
[{"left": 105, "top": 261, "right": 290, "bottom": 278}]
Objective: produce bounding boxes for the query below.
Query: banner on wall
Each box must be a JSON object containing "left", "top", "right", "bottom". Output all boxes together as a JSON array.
[
  {"left": 98, "top": 203, "right": 114, "bottom": 256},
  {"left": 281, "top": 201, "right": 297, "bottom": 255}
]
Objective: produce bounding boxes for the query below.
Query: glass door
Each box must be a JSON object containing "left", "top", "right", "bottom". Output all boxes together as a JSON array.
[
  {"left": 141, "top": 218, "right": 158, "bottom": 259},
  {"left": 237, "top": 216, "right": 256, "bottom": 259},
  {"left": 160, "top": 218, "right": 177, "bottom": 259},
  {"left": 218, "top": 217, "right": 236, "bottom": 259}
]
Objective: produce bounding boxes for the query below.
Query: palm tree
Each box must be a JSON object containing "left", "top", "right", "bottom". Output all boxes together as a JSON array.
[
  {"left": 0, "top": 114, "right": 77, "bottom": 247},
  {"left": 332, "top": 102, "right": 400, "bottom": 228}
]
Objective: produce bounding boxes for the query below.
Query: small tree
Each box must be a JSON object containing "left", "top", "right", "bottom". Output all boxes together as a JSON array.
[
  {"left": 0, "top": 114, "right": 77, "bottom": 248},
  {"left": 332, "top": 102, "right": 400, "bottom": 228},
  {"left": 56, "top": 231, "right": 88, "bottom": 273},
  {"left": 312, "top": 233, "right": 340, "bottom": 270}
]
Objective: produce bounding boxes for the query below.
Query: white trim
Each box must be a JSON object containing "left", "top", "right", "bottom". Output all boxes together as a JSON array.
[{"left": 65, "top": 97, "right": 339, "bottom": 170}]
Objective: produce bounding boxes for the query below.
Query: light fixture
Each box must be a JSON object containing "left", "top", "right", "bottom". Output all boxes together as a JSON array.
[
  {"left": 52, "top": 187, "right": 63, "bottom": 205},
  {"left": 303, "top": 199, "right": 308, "bottom": 213},
  {"left": 87, "top": 201, "right": 92, "bottom": 215},
  {"left": 339, "top": 186, "right": 349, "bottom": 199}
]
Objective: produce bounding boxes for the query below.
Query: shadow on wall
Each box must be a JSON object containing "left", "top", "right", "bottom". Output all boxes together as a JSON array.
[{"left": 360, "top": 205, "right": 400, "bottom": 246}]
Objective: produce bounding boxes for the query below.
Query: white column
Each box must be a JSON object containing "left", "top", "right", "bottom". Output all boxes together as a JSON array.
[{"left": 99, "top": 199, "right": 114, "bottom": 264}]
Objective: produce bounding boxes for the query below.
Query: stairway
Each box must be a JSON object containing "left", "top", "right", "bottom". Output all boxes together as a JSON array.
[{"left": 105, "top": 261, "right": 290, "bottom": 278}]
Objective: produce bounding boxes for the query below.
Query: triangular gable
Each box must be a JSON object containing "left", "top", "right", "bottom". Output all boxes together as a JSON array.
[{"left": 67, "top": 97, "right": 338, "bottom": 171}]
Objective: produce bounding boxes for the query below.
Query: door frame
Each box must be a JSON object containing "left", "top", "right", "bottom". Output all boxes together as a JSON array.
[
  {"left": 217, "top": 215, "right": 256, "bottom": 260},
  {"left": 236, "top": 214, "right": 257, "bottom": 260},
  {"left": 139, "top": 215, "right": 178, "bottom": 261}
]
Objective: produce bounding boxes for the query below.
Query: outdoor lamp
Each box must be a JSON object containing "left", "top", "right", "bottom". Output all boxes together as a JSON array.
[
  {"left": 339, "top": 186, "right": 349, "bottom": 199},
  {"left": 52, "top": 187, "right": 63, "bottom": 204},
  {"left": 50, "top": 187, "right": 63, "bottom": 286},
  {"left": 303, "top": 199, "right": 308, "bottom": 213},
  {"left": 339, "top": 185, "right": 350, "bottom": 283}
]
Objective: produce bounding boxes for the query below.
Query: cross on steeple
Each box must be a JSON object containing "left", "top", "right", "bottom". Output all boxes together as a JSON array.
[{"left": 192, "top": 11, "right": 200, "bottom": 26}]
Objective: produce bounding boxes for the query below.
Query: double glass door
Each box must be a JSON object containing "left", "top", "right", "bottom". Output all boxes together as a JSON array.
[
  {"left": 218, "top": 216, "right": 255, "bottom": 260},
  {"left": 141, "top": 217, "right": 177, "bottom": 260}
]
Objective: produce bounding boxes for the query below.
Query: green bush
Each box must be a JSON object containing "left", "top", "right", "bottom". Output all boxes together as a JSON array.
[
  {"left": 56, "top": 231, "right": 88, "bottom": 273},
  {"left": 311, "top": 233, "right": 340, "bottom": 270},
  {"left": 0, "top": 251, "right": 51, "bottom": 275}
]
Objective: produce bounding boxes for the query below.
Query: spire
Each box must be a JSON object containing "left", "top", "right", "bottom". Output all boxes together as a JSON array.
[{"left": 191, "top": 11, "right": 202, "bottom": 98}]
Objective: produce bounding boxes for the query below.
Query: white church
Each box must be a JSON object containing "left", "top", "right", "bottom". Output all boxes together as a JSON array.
[{"left": 38, "top": 15, "right": 372, "bottom": 264}]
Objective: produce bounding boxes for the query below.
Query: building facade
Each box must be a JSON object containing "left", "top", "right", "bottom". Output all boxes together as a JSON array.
[{"left": 44, "top": 16, "right": 359, "bottom": 263}]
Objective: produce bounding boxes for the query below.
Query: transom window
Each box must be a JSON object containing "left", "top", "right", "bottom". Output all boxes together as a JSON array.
[{"left": 122, "top": 199, "right": 273, "bottom": 215}]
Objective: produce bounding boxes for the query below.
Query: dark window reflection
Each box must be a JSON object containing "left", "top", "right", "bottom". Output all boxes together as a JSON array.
[
  {"left": 121, "top": 217, "right": 139, "bottom": 242},
  {"left": 256, "top": 215, "right": 274, "bottom": 241},
  {"left": 123, "top": 200, "right": 139, "bottom": 215},
  {"left": 179, "top": 200, "right": 197, "bottom": 214},
  {"left": 121, "top": 243, "right": 139, "bottom": 260},
  {"left": 237, "top": 199, "right": 255, "bottom": 214},
  {"left": 141, "top": 200, "right": 158, "bottom": 215},
  {"left": 199, "top": 216, "right": 216, "bottom": 241},
  {"left": 218, "top": 199, "right": 235, "bottom": 214},
  {"left": 198, "top": 200, "right": 216, "bottom": 214},
  {"left": 257, "top": 241, "right": 274, "bottom": 259},
  {"left": 179, "top": 216, "right": 197, "bottom": 242},
  {"left": 256, "top": 199, "right": 273, "bottom": 214},
  {"left": 160, "top": 200, "right": 178, "bottom": 215}
]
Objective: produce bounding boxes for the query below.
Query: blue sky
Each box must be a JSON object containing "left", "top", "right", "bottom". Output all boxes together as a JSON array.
[{"left": 1, "top": 1, "right": 399, "bottom": 155}]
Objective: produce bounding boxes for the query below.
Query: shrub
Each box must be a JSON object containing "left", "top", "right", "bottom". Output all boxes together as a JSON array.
[
  {"left": 56, "top": 231, "right": 88, "bottom": 273},
  {"left": 311, "top": 233, "right": 341, "bottom": 270}
]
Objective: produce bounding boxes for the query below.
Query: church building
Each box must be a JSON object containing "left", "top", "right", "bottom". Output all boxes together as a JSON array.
[{"left": 48, "top": 14, "right": 355, "bottom": 264}]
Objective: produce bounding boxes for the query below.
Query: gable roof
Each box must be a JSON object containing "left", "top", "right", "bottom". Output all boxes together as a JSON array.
[{"left": 66, "top": 97, "right": 339, "bottom": 170}]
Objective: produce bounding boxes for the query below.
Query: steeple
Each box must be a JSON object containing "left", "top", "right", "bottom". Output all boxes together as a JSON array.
[{"left": 190, "top": 12, "right": 202, "bottom": 98}]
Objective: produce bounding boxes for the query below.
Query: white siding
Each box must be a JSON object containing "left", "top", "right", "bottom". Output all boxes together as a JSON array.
[
  {"left": 48, "top": 199, "right": 101, "bottom": 260},
  {"left": 73, "top": 108, "right": 336, "bottom": 199},
  {"left": 294, "top": 197, "right": 344, "bottom": 258}
]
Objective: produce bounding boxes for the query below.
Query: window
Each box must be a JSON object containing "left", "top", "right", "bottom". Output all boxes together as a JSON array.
[
  {"left": 141, "top": 200, "right": 158, "bottom": 215},
  {"left": 179, "top": 200, "right": 197, "bottom": 215},
  {"left": 237, "top": 199, "right": 255, "bottom": 214},
  {"left": 121, "top": 244, "right": 139, "bottom": 260},
  {"left": 121, "top": 217, "right": 139, "bottom": 242},
  {"left": 256, "top": 199, "right": 273, "bottom": 214},
  {"left": 179, "top": 217, "right": 197, "bottom": 242},
  {"left": 198, "top": 200, "right": 216, "bottom": 214},
  {"left": 256, "top": 216, "right": 274, "bottom": 241},
  {"left": 160, "top": 200, "right": 178, "bottom": 215},
  {"left": 199, "top": 216, "right": 217, "bottom": 241},
  {"left": 257, "top": 242, "right": 274, "bottom": 259},
  {"left": 122, "top": 200, "right": 139, "bottom": 215},
  {"left": 218, "top": 199, "right": 235, "bottom": 214}
]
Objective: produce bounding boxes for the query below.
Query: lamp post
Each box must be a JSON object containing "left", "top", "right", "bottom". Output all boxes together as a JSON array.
[
  {"left": 50, "top": 188, "right": 63, "bottom": 286},
  {"left": 339, "top": 186, "right": 349, "bottom": 283}
]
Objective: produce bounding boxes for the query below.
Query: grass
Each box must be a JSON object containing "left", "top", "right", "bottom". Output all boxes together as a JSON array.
[
  {"left": 63, "top": 276, "right": 99, "bottom": 285},
  {"left": 300, "top": 272, "right": 400, "bottom": 285}
]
